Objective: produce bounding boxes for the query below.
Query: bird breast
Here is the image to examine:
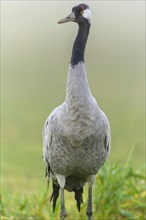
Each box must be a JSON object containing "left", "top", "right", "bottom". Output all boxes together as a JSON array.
[{"left": 57, "top": 98, "right": 100, "bottom": 147}]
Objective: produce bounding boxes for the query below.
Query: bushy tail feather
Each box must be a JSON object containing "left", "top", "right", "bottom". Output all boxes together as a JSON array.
[
  {"left": 74, "top": 187, "right": 83, "bottom": 212},
  {"left": 50, "top": 182, "right": 60, "bottom": 212}
]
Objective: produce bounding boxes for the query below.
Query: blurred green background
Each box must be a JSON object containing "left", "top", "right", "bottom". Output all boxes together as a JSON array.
[{"left": 1, "top": 0, "right": 145, "bottom": 207}]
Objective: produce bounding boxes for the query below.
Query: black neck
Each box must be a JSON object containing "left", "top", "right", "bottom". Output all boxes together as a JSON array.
[{"left": 70, "top": 22, "right": 90, "bottom": 67}]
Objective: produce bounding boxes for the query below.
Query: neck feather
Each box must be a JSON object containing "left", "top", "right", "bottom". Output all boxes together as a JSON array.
[{"left": 70, "top": 22, "right": 90, "bottom": 67}]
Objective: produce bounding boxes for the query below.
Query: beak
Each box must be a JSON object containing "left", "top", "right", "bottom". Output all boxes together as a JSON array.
[{"left": 58, "top": 12, "right": 75, "bottom": 24}]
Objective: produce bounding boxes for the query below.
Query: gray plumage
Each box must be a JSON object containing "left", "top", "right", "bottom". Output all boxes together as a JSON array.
[{"left": 43, "top": 4, "right": 111, "bottom": 220}]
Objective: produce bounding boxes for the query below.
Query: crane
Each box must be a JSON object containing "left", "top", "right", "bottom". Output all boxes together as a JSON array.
[{"left": 43, "top": 3, "right": 111, "bottom": 220}]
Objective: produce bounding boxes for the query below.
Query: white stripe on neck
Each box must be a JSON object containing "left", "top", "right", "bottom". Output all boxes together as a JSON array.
[{"left": 83, "top": 9, "right": 93, "bottom": 24}]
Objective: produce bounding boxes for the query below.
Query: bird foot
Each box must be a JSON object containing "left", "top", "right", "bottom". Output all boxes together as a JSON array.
[
  {"left": 86, "top": 207, "right": 93, "bottom": 220},
  {"left": 60, "top": 209, "right": 67, "bottom": 220}
]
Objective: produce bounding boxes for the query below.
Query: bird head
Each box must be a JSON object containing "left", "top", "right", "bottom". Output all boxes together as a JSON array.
[{"left": 58, "top": 4, "right": 93, "bottom": 25}]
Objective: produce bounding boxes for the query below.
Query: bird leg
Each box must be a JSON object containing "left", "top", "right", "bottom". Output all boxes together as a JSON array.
[
  {"left": 86, "top": 175, "right": 95, "bottom": 220},
  {"left": 56, "top": 174, "right": 67, "bottom": 220},
  {"left": 60, "top": 188, "right": 67, "bottom": 220},
  {"left": 86, "top": 186, "right": 93, "bottom": 220}
]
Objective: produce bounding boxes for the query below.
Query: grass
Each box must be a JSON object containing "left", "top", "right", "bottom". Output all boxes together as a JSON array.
[{"left": 1, "top": 162, "right": 145, "bottom": 220}]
